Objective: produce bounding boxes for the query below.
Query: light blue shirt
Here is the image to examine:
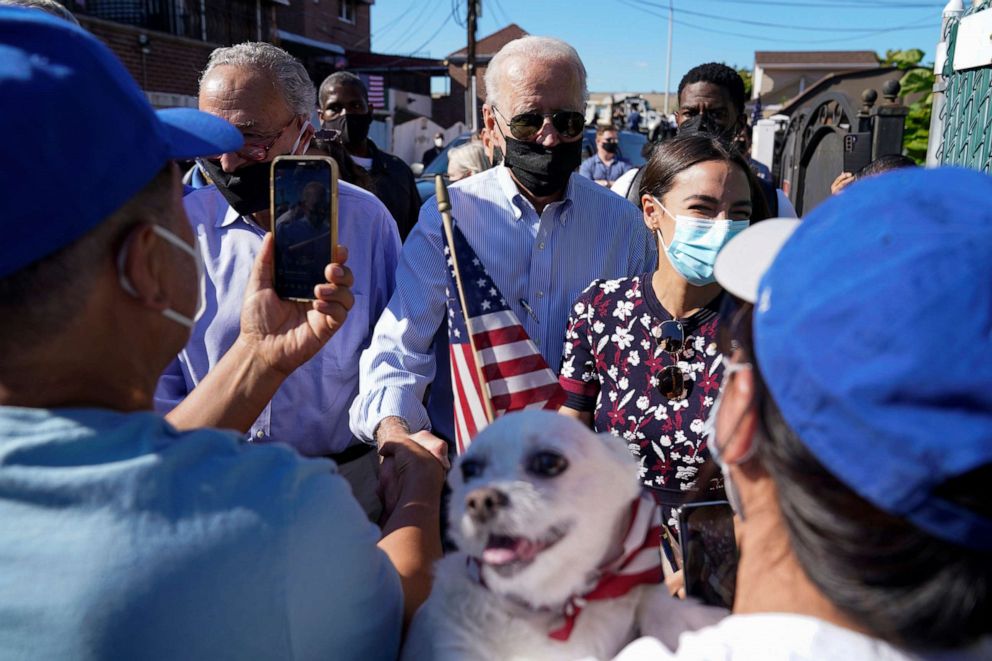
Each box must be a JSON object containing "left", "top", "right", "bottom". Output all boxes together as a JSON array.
[
  {"left": 156, "top": 183, "right": 400, "bottom": 456},
  {"left": 579, "top": 154, "right": 633, "bottom": 183},
  {"left": 0, "top": 406, "right": 402, "bottom": 660},
  {"left": 349, "top": 165, "right": 656, "bottom": 441}
]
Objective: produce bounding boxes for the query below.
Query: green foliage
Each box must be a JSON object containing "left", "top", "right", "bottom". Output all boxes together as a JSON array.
[
  {"left": 881, "top": 49, "right": 934, "bottom": 164},
  {"left": 737, "top": 67, "right": 753, "bottom": 98},
  {"left": 881, "top": 48, "right": 925, "bottom": 70}
]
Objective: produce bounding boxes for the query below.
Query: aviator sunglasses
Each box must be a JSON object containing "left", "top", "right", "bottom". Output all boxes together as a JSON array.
[
  {"left": 492, "top": 105, "right": 585, "bottom": 141},
  {"left": 653, "top": 319, "right": 688, "bottom": 401}
]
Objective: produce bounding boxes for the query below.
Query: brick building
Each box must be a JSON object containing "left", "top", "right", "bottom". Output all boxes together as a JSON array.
[{"left": 62, "top": 0, "right": 375, "bottom": 107}]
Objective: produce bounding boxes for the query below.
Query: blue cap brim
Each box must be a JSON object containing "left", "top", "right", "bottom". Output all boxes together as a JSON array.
[{"left": 157, "top": 107, "right": 243, "bottom": 160}]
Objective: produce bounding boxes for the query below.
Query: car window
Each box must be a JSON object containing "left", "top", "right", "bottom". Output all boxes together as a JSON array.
[{"left": 422, "top": 134, "right": 472, "bottom": 176}]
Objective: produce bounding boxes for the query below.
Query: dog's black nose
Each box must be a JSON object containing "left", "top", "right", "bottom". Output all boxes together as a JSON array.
[{"left": 465, "top": 487, "right": 509, "bottom": 523}]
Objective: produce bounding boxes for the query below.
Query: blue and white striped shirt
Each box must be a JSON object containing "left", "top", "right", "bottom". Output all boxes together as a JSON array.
[{"left": 349, "top": 165, "right": 656, "bottom": 441}]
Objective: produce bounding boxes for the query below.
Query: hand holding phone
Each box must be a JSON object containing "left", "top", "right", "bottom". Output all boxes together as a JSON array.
[{"left": 270, "top": 156, "right": 339, "bottom": 301}]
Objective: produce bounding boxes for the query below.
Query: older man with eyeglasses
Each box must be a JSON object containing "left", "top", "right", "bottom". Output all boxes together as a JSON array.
[
  {"left": 351, "top": 36, "right": 656, "bottom": 463},
  {"left": 158, "top": 42, "right": 402, "bottom": 520}
]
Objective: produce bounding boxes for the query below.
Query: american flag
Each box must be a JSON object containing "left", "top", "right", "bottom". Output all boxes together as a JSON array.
[
  {"left": 444, "top": 221, "right": 566, "bottom": 453},
  {"left": 364, "top": 74, "right": 385, "bottom": 110}
]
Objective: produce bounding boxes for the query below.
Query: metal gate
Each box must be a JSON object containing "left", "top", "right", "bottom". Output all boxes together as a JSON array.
[{"left": 931, "top": 0, "right": 992, "bottom": 171}]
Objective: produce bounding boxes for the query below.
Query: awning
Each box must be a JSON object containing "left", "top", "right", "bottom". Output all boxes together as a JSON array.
[{"left": 275, "top": 30, "right": 345, "bottom": 55}]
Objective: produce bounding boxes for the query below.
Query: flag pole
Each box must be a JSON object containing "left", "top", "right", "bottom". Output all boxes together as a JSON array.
[{"left": 436, "top": 175, "right": 496, "bottom": 423}]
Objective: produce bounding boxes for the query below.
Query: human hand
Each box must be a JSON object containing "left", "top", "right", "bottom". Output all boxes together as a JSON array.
[
  {"left": 377, "top": 436, "right": 446, "bottom": 522},
  {"left": 238, "top": 233, "right": 354, "bottom": 376},
  {"left": 375, "top": 417, "right": 449, "bottom": 470},
  {"left": 831, "top": 171, "right": 855, "bottom": 195}
]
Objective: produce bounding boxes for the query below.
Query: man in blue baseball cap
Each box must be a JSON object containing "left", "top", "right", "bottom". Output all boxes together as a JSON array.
[
  {"left": 615, "top": 166, "right": 992, "bottom": 659},
  {"left": 0, "top": 8, "right": 442, "bottom": 659}
]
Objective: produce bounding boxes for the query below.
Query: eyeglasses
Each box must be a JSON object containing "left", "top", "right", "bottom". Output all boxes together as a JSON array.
[
  {"left": 238, "top": 116, "right": 298, "bottom": 162},
  {"left": 654, "top": 319, "right": 688, "bottom": 400},
  {"left": 492, "top": 105, "right": 585, "bottom": 141}
]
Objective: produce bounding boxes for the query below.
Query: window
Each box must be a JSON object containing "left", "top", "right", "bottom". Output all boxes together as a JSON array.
[{"left": 338, "top": 0, "right": 356, "bottom": 23}]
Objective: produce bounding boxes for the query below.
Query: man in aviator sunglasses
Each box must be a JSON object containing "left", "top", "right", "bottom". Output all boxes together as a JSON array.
[
  {"left": 352, "top": 36, "right": 655, "bottom": 468},
  {"left": 160, "top": 42, "right": 402, "bottom": 521}
]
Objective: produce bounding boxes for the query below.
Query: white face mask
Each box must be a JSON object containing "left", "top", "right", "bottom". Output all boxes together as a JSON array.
[
  {"left": 117, "top": 225, "right": 205, "bottom": 330},
  {"left": 289, "top": 119, "right": 310, "bottom": 155},
  {"left": 705, "top": 359, "right": 754, "bottom": 519}
]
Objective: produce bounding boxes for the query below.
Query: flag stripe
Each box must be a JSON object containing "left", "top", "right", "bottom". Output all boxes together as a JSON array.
[
  {"left": 452, "top": 345, "right": 488, "bottom": 436},
  {"left": 471, "top": 324, "right": 531, "bottom": 350},
  {"left": 480, "top": 352, "right": 552, "bottom": 380},
  {"left": 492, "top": 382, "right": 568, "bottom": 412},
  {"left": 488, "top": 370, "right": 561, "bottom": 398},
  {"left": 476, "top": 339, "right": 540, "bottom": 366}
]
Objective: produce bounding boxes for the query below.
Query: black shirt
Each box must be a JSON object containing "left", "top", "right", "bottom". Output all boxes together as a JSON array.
[{"left": 365, "top": 141, "right": 421, "bottom": 241}]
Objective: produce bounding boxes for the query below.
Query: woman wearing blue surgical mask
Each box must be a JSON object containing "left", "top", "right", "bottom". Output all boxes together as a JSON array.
[{"left": 559, "top": 135, "right": 769, "bottom": 542}]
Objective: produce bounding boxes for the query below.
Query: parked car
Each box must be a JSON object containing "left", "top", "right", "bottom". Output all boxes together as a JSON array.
[{"left": 415, "top": 132, "right": 473, "bottom": 203}]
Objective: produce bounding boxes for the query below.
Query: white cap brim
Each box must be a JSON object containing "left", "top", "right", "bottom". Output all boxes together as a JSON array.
[{"left": 714, "top": 218, "right": 801, "bottom": 303}]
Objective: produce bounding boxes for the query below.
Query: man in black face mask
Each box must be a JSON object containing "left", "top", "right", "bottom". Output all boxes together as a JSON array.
[
  {"left": 319, "top": 71, "right": 420, "bottom": 241},
  {"left": 161, "top": 43, "right": 403, "bottom": 521},
  {"left": 578, "top": 124, "right": 632, "bottom": 188},
  {"left": 351, "top": 36, "right": 655, "bottom": 469},
  {"left": 674, "top": 62, "right": 794, "bottom": 218}
]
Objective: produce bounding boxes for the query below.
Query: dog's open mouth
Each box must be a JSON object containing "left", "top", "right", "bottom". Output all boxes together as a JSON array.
[{"left": 480, "top": 525, "right": 568, "bottom": 569}]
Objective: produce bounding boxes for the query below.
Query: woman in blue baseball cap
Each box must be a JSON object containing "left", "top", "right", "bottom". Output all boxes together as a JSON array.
[{"left": 614, "top": 167, "right": 992, "bottom": 659}]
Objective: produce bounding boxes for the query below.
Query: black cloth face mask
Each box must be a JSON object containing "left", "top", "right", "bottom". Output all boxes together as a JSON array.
[
  {"left": 197, "top": 158, "right": 270, "bottom": 216},
  {"left": 494, "top": 136, "right": 583, "bottom": 198},
  {"left": 323, "top": 112, "right": 373, "bottom": 149},
  {"left": 678, "top": 113, "right": 738, "bottom": 142},
  {"left": 601, "top": 141, "right": 619, "bottom": 154}
]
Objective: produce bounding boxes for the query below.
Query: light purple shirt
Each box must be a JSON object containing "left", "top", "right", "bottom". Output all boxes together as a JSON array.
[{"left": 155, "top": 183, "right": 401, "bottom": 456}]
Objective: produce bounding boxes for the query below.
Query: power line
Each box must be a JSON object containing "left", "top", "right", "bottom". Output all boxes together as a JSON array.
[
  {"left": 636, "top": 0, "right": 944, "bottom": 9},
  {"left": 675, "top": 5, "right": 933, "bottom": 32},
  {"left": 617, "top": 0, "right": 936, "bottom": 44},
  {"left": 491, "top": 0, "right": 513, "bottom": 26},
  {"left": 379, "top": 0, "right": 443, "bottom": 53},
  {"left": 400, "top": 10, "right": 456, "bottom": 58}
]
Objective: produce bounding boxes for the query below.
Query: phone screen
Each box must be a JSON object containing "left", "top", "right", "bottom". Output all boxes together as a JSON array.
[
  {"left": 271, "top": 156, "right": 338, "bottom": 301},
  {"left": 679, "top": 500, "right": 738, "bottom": 609}
]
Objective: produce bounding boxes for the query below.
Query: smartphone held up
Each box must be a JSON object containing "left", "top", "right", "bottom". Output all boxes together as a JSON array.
[{"left": 270, "top": 156, "right": 339, "bottom": 301}]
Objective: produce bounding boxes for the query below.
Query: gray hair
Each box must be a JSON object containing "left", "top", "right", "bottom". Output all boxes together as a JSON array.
[
  {"left": 0, "top": 0, "right": 79, "bottom": 24},
  {"left": 447, "top": 142, "right": 490, "bottom": 180},
  {"left": 484, "top": 36, "right": 587, "bottom": 112},
  {"left": 200, "top": 42, "right": 316, "bottom": 115}
]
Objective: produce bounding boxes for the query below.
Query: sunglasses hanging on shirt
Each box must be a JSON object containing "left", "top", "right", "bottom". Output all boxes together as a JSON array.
[{"left": 653, "top": 319, "right": 689, "bottom": 401}]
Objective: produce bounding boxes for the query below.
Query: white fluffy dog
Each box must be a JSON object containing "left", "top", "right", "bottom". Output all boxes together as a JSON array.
[{"left": 402, "top": 411, "right": 725, "bottom": 661}]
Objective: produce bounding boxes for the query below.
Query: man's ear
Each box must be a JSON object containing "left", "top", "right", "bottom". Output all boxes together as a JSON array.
[
  {"left": 482, "top": 104, "right": 496, "bottom": 131},
  {"left": 119, "top": 224, "right": 170, "bottom": 312}
]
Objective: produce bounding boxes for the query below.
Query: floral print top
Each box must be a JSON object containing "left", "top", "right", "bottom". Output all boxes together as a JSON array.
[{"left": 559, "top": 274, "right": 726, "bottom": 500}]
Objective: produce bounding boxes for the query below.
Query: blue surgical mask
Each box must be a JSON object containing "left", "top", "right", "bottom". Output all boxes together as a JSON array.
[{"left": 653, "top": 198, "right": 749, "bottom": 286}]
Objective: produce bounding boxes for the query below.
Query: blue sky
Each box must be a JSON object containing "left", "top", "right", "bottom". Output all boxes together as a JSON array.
[{"left": 370, "top": 0, "right": 946, "bottom": 93}]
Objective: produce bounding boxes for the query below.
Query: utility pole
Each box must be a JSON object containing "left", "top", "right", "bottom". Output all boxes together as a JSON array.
[
  {"left": 466, "top": 0, "right": 479, "bottom": 132},
  {"left": 664, "top": 0, "right": 673, "bottom": 115}
]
